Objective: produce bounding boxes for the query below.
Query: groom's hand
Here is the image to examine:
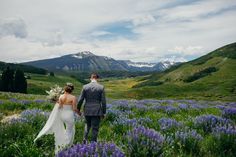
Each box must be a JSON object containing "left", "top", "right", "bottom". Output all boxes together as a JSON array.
[
  {"left": 101, "top": 114, "right": 106, "bottom": 119},
  {"left": 76, "top": 110, "right": 82, "bottom": 116}
]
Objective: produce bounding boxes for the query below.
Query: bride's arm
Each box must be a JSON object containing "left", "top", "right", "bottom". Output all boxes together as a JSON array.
[
  {"left": 72, "top": 97, "right": 81, "bottom": 116},
  {"left": 58, "top": 95, "right": 63, "bottom": 108},
  {"left": 72, "top": 96, "right": 79, "bottom": 112}
]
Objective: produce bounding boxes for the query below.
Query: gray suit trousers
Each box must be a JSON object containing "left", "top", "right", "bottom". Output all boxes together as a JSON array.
[{"left": 84, "top": 116, "right": 101, "bottom": 142}]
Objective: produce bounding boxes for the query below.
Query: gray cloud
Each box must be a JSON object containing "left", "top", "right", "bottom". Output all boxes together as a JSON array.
[
  {"left": 43, "top": 31, "right": 64, "bottom": 46},
  {"left": 0, "top": 0, "right": 236, "bottom": 63},
  {"left": 0, "top": 17, "right": 27, "bottom": 38}
]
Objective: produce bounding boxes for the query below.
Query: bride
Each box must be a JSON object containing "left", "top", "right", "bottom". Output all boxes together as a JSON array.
[{"left": 34, "top": 83, "right": 80, "bottom": 154}]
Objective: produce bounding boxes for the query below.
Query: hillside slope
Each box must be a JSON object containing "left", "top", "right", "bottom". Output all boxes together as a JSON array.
[{"left": 108, "top": 42, "right": 236, "bottom": 101}]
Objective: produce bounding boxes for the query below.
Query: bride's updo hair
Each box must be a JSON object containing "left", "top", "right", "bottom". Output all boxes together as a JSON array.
[{"left": 64, "top": 83, "right": 74, "bottom": 93}]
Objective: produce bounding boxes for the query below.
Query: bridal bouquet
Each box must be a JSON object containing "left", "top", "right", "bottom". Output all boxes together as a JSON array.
[{"left": 46, "top": 85, "right": 64, "bottom": 102}]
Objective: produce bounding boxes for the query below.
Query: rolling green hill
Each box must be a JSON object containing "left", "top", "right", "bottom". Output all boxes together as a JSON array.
[
  {"left": 0, "top": 61, "right": 47, "bottom": 74},
  {"left": 104, "top": 42, "right": 236, "bottom": 101},
  {"left": 26, "top": 73, "right": 83, "bottom": 95}
]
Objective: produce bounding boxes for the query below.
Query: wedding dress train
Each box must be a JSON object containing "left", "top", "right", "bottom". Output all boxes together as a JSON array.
[{"left": 34, "top": 103, "right": 75, "bottom": 154}]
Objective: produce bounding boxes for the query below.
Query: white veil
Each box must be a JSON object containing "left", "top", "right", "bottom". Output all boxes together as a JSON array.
[{"left": 34, "top": 103, "right": 66, "bottom": 154}]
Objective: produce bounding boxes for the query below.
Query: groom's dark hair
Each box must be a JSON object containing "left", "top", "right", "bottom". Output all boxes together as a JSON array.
[{"left": 91, "top": 73, "right": 99, "bottom": 79}]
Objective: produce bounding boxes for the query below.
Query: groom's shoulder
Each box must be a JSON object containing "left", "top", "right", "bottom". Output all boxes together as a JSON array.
[
  {"left": 83, "top": 83, "right": 91, "bottom": 89},
  {"left": 84, "top": 82, "right": 104, "bottom": 89}
]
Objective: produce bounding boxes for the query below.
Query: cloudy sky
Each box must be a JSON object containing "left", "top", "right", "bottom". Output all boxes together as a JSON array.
[{"left": 0, "top": 0, "right": 236, "bottom": 63}]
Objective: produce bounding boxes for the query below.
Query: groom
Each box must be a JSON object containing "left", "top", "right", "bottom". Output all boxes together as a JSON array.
[{"left": 77, "top": 73, "right": 106, "bottom": 143}]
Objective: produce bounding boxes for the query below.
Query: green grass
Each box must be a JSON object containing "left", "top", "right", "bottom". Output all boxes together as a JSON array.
[{"left": 26, "top": 74, "right": 83, "bottom": 95}]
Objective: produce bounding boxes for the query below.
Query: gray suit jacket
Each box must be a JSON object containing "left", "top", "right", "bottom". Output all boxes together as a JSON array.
[{"left": 77, "top": 82, "right": 106, "bottom": 116}]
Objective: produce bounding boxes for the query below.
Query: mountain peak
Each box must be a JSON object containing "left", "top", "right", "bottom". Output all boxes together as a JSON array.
[
  {"left": 75, "top": 51, "right": 95, "bottom": 56},
  {"left": 71, "top": 51, "right": 95, "bottom": 59}
]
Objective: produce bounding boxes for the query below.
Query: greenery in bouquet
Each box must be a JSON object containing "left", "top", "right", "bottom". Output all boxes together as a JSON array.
[{"left": 45, "top": 85, "right": 64, "bottom": 102}]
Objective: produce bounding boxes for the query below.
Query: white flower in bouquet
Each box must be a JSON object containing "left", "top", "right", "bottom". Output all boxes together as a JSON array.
[{"left": 46, "top": 85, "right": 64, "bottom": 102}]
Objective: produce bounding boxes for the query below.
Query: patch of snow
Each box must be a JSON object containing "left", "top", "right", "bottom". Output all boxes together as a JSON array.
[
  {"left": 128, "top": 62, "right": 156, "bottom": 68},
  {"left": 162, "top": 62, "right": 170, "bottom": 69},
  {"left": 72, "top": 54, "right": 83, "bottom": 59},
  {"left": 82, "top": 51, "right": 92, "bottom": 55},
  {"left": 104, "top": 56, "right": 113, "bottom": 60}
]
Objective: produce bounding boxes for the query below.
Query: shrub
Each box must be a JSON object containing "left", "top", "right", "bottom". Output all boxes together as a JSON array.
[{"left": 184, "top": 67, "right": 218, "bottom": 82}]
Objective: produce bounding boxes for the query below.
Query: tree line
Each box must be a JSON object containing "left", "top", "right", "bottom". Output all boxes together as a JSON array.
[
  {"left": 0, "top": 67, "right": 27, "bottom": 93},
  {"left": 0, "top": 61, "right": 47, "bottom": 75}
]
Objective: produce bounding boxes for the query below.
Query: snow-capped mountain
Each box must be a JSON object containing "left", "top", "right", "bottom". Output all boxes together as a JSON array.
[
  {"left": 22, "top": 51, "right": 181, "bottom": 72},
  {"left": 124, "top": 60, "right": 156, "bottom": 68},
  {"left": 118, "top": 60, "right": 179, "bottom": 71},
  {"left": 71, "top": 51, "right": 95, "bottom": 59}
]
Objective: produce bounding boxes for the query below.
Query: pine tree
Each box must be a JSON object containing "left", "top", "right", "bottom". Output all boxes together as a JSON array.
[
  {"left": 0, "top": 75, "right": 2, "bottom": 91},
  {"left": 14, "top": 69, "right": 27, "bottom": 93},
  {"left": 49, "top": 72, "right": 55, "bottom": 77},
  {"left": 1, "top": 67, "right": 14, "bottom": 92}
]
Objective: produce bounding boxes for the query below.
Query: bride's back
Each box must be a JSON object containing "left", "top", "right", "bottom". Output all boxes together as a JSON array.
[
  {"left": 59, "top": 84, "right": 77, "bottom": 108},
  {"left": 59, "top": 93, "right": 75, "bottom": 106}
]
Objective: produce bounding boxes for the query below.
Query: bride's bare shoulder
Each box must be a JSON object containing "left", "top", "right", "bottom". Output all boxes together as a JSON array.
[
  {"left": 59, "top": 94, "right": 65, "bottom": 99},
  {"left": 71, "top": 95, "right": 77, "bottom": 99}
]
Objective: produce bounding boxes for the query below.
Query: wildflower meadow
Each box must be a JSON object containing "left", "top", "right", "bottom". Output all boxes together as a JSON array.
[{"left": 0, "top": 94, "right": 236, "bottom": 157}]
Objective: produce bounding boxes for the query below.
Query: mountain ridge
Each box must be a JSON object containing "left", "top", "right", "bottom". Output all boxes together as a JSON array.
[{"left": 22, "top": 51, "right": 180, "bottom": 72}]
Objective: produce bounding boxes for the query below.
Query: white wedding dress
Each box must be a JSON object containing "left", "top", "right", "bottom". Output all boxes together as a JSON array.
[{"left": 34, "top": 103, "right": 75, "bottom": 154}]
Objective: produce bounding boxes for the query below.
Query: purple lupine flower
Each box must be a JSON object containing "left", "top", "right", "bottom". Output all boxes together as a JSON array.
[
  {"left": 158, "top": 118, "right": 182, "bottom": 131},
  {"left": 213, "top": 124, "right": 236, "bottom": 136},
  {"left": 165, "top": 106, "right": 179, "bottom": 114},
  {"left": 149, "top": 105, "right": 165, "bottom": 111},
  {"left": 194, "top": 114, "right": 232, "bottom": 133},
  {"left": 106, "top": 104, "right": 113, "bottom": 109},
  {"left": 126, "top": 126, "right": 164, "bottom": 156},
  {"left": 222, "top": 107, "right": 236, "bottom": 119},
  {"left": 8, "top": 117, "right": 29, "bottom": 124},
  {"left": 5, "top": 109, "right": 50, "bottom": 124},
  {"left": 9, "top": 98, "right": 19, "bottom": 103},
  {"left": 113, "top": 117, "right": 137, "bottom": 127},
  {"left": 184, "top": 100, "right": 196, "bottom": 104},
  {"left": 215, "top": 105, "right": 226, "bottom": 110},
  {"left": 161, "top": 100, "right": 176, "bottom": 105},
  {"left": 0, "top": 100, "right": 4, "bottom": 105},
  {"left": 20, "top": 100, "right": 31, "bottom": 105},
  {"left": 21, "top": 109, "right": 44, "bottom": 117},
  {"left": 107, "top": 109, "right": 124, "bottom": 117},
  {"left": 175, "top": 129, "right": 203, "bottom": 144},
  {"left": 178, "top": 103, "right": 188, "bottom": 110},
  {"left": 224, "top": 102, "right": 236, "bottom": 108},
  {"left": 137, "top": 117, "right": 152, "bottom": 126},
  {"left": 138, "top": 99, "right": 160, "bottom": 106},
  {"left": 58, "top": 142, "right": 125, "bottom": 157},
  {"left": 132, "top": 102, "right": 148, "bottom": 111},
  {"left": 190, "top": 103, "right": 205, "bottom": 110},
  {"left": 113, "top": 100, "right": 132, "bottom": 111}
]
